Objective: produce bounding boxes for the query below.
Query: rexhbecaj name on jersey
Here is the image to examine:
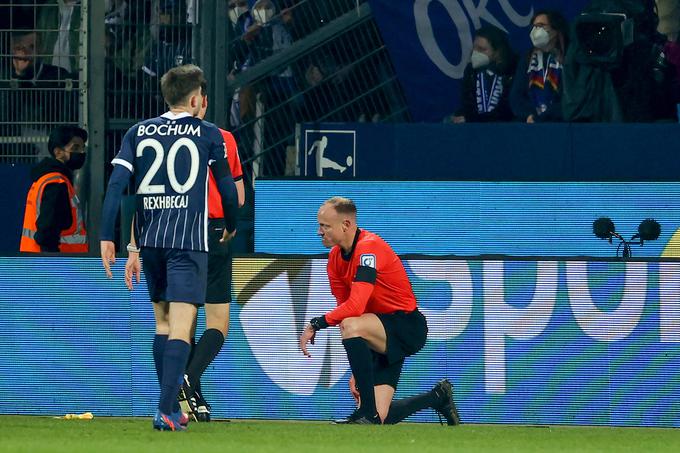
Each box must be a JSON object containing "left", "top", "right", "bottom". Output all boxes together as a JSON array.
[
  {"left": 137, "top": 123, "right": 201, "bottom": 137},
  {"left": 143, "top": 195, "right": 189, "bottom": 210}
]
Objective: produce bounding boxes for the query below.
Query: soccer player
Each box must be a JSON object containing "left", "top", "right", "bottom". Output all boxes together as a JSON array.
[
  {"left": 299, "top": 197, "right": 461, "bottom": 425},
  {"left": 100, "top": 64, "right": 238, "bottom": 431},
  {"left": 178, "top": 87, "right": 245, "bottom": 422}
]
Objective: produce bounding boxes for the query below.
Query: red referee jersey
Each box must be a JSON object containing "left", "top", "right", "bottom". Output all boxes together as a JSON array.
[
  {"left": 208, "top": 129, "right": 243, "bottom": 219},
  {"left": 324, "top": 229, "right": 417, "bottom": 326}
]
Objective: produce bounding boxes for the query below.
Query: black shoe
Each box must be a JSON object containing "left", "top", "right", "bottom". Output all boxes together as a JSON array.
[
  {"left": 332, "top": 409, "right": 361, "bottom": 424},
  {"left": 177, "top": 375, "right": 199, "bottom": 422},
  {"left": 194, "top": 389, "right": 211, "bottom": 422},
  {"left": 431, "top": 379, "right": 461, "bottom": 426},
  {"left": 348, "top": 413, "right": 381, "bottom": 425}
]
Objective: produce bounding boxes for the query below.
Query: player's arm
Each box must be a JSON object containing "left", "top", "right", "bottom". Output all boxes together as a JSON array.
[
  {"left": 235, "top": 179, "right": 245, "bottom": 208},
  {"left": 210, "top": 157, "right": 238, "bottom": 237},
  {"left": 328, "top": 264, "right": 350, "bottom": 304},
  {"left": 101, "top": 129, "right": 135, "bottom": 277},
  {"left": 209, "top": 129, "right": 239, "bottom": 237},
  {"left": 311, "top": 249, "right": 377, "bottom": 330},
  {"left": 223, "top": 131, "right": 246, "bottom": 208},
  {"left": 100, "top": 164, "right": 132, "bottom": 277},
  {"left": 301, "top": 277, "right": 374, "bottom": 357},
  {"left": 124, "top": 214, "right": 141, "bottom": 290}
]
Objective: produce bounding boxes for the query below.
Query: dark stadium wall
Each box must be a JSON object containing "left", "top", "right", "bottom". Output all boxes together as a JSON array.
[{"left": 1, "top": 164, "right": 32, "bottom": 253}]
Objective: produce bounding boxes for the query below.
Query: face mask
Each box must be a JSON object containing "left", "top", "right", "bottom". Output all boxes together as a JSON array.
[
  {"left": 530, "top": 26, "right": 551, "bottom": 49},
  {"left": 253, "top": 8, "right": 274, "bottom": 24},
  {"left": 470, "top": 50, "right": 491, "bottom": 69},
  {"left": 66, "top": 152, "right": 86, "bottom": 170},
  {"left": 228, "top": 6, "right": 247, "bottom": 25}
]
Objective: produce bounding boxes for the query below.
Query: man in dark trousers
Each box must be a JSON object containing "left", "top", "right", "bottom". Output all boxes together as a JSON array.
[
  {"left": 299, "top": 196, "right": 461, "bottom": 425},
  {"left": 20, "top": 125, "right": 88, "bottom": 253}
]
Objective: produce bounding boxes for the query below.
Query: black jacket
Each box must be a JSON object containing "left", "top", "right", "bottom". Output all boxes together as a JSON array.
[
  {"left": 455, "top": 63, "right": 516, "bottom": 122},
  {"left": 30, "top": 157, "right": 74, "bottom": 252}
]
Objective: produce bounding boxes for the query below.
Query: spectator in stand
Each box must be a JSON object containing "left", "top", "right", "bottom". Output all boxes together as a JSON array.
[
  {"left": 0, "top": 29, "right": 77, "bottom": 158},
  {"left": 36, "top": 0, "right": 82, "bottom": 77},
  {"left": 510, "top": 10, "right": 569, "bottom": 123},
  {"left": 299, "top": 55, "right": 358, "bottom": 122},
  {"left": 246, "top": 0, "right": 298, "bottom": 176},
  {"left": 227, "top": 0, "right": 253, "bottom": 76},
  {"left": 444, "top": 25, "right": 517, "bottom": 123},
  {"left": 142, "top": 0, "right": 192, "bottom": 80}
]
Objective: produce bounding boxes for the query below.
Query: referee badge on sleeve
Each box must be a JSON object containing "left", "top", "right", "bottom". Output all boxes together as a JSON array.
[{"left": 360, "top": 254, "right": 376, "bottom": 268}]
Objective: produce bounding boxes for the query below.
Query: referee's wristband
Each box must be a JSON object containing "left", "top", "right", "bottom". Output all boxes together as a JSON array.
[
  {"left": 309, "top": 316, "right": 329, "bottom": 331},
  {"left": 126, "top": 243, "right": 141, "bottom": 253}
]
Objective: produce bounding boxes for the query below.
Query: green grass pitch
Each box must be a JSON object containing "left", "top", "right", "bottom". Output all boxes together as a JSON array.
[{"left": 2, "top": 416, "right": 680, "bottom": 453}]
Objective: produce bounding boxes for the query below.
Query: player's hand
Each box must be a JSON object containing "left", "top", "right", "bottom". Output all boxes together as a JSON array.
[
  {"left": 220, "top": 228, "right": 237, "bottom": 243},
  {"left": 125, "top": 252, "right": 142, "bottom": 290},
  {"left": 452, "top": 115, "right": 466, "bottom": 124},
  {"left": 349, "top": 374, "right": 360, "bottom": 405},
  {"left": 527, "top": 114, "right": 535, "bottom": 124},
  {"left": 299, "top": 324, "right": 316, "bottom": 357},
  {"left": 100, "top": 241, "right": 116, "bottom": 279}
]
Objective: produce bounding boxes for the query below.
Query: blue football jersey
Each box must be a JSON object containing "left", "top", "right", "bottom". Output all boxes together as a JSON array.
[{"left": 111, "top": 112, "right": 226, "bottom": 252}]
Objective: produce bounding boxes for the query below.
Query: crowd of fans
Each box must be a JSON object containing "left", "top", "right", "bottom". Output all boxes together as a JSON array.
[
  {"left": 445, "top": 1, "right": 680, "bottom": 124},
  {"left": 3, "top": 0, "right": 680, "bottom": 167}
]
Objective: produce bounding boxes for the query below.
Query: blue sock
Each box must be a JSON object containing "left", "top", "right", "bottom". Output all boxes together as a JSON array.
[
  {"left": 152, "top": 334, "right": 168, "bottom": 385},
  {"left": 159, "top": 339, "right": 191, "bottom": 415}
]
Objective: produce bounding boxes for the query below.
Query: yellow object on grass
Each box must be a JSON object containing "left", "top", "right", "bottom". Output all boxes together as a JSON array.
[{"left": 63, "top": 412, "right": 94, "bottom": 420}]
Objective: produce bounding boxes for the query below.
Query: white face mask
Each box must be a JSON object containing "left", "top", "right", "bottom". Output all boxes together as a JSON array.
[
  {"left": 228, "top": 6, "right": 247, "bottom": 25},
  {"left": 253, "top": 8, "right": 274, "bottom": 24},
  {"left": 470, "top": 50, "right": 491, "bottom": 69},
  {"left": 530, "top": 26, "right": 551, "bottom": 49}
]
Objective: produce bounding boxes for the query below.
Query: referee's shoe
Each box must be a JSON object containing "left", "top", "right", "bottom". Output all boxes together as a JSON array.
[
  {"left": 194, "top": 389, "right": 211, "bottom": 422},
  {"left": 431, "top": 379, "right": 461, "bottom": 425},
  {"left": 177, "top": 375, "right": 199, "bottom": 422}
]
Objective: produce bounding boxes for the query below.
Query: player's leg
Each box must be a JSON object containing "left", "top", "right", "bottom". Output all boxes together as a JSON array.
[
  {"left": 383, "top": 379, "right": 460, "bottom": 425},
  {"left": 338, "top": 313, "right": 387, "bottom": 421},
  {"left": 378, "top": 310, "right": 459, "bottom": 425},
  {"left": 141, "top": 247, "right": 169, "bottom": 386},
  {"left": 184, "top": 225, "right": 232, "bottom": 420},
  {"left": 142, "top": 247, "right": 187, "bottom": 431},
  {"left": 373, "top": 309, "right": 433, "bottom": 425},
  {"left": 157, "top": 250, "right": 206, "bottom": 423},
  {"left": 159, "top": 302, "right": 197, "bottom": 416},
  {"left": 340, "top": 313, "right": 387, "bottom": 353},
  {"left": 187, "top": 303, "right": 228, "bottom": 386},
  {"left": 184, "top": 302, "right": 228, "bottom": 421},
  {"left": 152, "top": 301, "right": 170, "bottom": 385},
  {"left": 374, "top": 384, "right": 395, "bottom": 422}
]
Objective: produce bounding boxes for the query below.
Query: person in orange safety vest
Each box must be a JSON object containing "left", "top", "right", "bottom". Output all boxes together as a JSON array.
[{"left": 20, "top": 125, "right": 88, "bottom": 253}]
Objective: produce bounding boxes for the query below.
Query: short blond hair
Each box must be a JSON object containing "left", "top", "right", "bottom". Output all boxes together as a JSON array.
[{"left": 324, "top": 196, "right": 356, "bottom": 216}]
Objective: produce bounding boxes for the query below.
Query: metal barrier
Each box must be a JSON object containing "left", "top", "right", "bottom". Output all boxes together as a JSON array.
[
  {"left": 104, "top": 0, "right": 197, "bottom": 168},
  {"left": 226, "top": 0, "right": 410, "bottom": 182},
  {"left": 0, "top": 0, "right": 86, "bottom": 163},
  {"left": 2, "top": 0, "right": 411, "bottom": 252}
]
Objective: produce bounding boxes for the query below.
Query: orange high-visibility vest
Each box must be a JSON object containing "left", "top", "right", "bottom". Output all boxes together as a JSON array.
[{"left": 20, "top": 172, "right": 88, "bottom": 253}]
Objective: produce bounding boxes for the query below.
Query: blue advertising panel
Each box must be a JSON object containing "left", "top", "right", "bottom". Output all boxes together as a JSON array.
[
  {"left": 296, "top": 123, "right": 680, "bottom": 181},
  {"left": 255, "top": 180, "right": 680, "bottom": 258},
  {"left": 1, "top": 256, "right": 679, "bottom": 427},
  {"left": 366, "top": 0, "right": 589, "bottom": 121}
]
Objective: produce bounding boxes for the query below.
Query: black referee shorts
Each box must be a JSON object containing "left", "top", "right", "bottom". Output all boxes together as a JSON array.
[
  {"left": 206, "top": 219, "right": 233, "bottom": 304},
  {"left": 373, "top": 309, "right": 428, "bottom": 390}
]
